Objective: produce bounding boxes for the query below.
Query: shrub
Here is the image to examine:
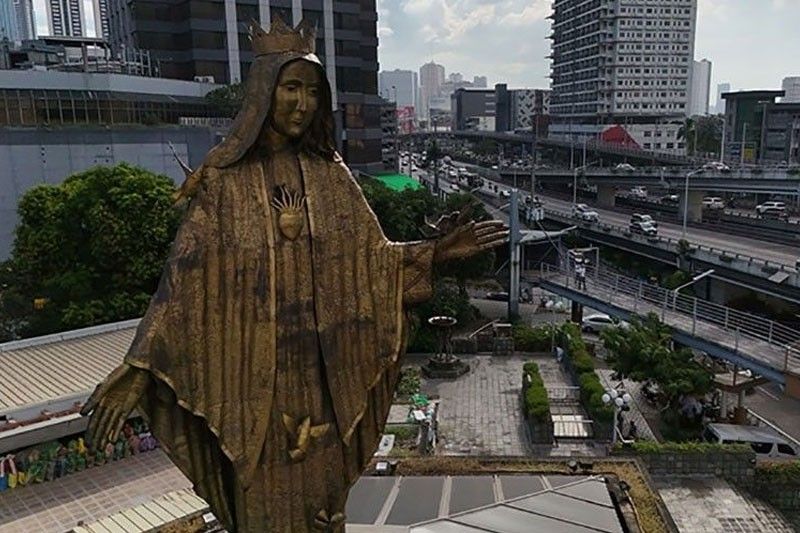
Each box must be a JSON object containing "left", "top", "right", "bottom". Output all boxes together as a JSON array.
[
  {"left": 514, "top": 324, "right": 555, "bottom": 353},
  {"left": 522, "top": 362, "right": 551, "bottom": 423},
  {"left": 396, "top": 367, "right": 421, "bottom": 397},
  {"left": 623, "top": 441, "right": 751, "bottom": 455}
]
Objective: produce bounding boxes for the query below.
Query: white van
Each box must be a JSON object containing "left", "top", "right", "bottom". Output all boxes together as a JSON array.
[{"left": 703, "top": 423, "right": 799, "bottom": 460}]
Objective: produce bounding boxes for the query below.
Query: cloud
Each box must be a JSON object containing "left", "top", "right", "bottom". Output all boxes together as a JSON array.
[{"left": 500, "top": 2, "right": 550, "bottom": 27}]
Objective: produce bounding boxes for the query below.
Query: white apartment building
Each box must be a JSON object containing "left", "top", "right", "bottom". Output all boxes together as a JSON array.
[{"left": 549, "top": 0, "right": 698, "bottom": 155}]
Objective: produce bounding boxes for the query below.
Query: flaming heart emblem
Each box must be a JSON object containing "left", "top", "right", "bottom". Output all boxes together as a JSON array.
[{"left": 271, "top": 185, "right": 306, "bottom": 240}]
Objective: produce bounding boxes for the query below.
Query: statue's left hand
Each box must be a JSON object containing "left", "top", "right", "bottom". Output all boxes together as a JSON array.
[{"left": 434, "top": 219, "right": 508, "bottom": 263}]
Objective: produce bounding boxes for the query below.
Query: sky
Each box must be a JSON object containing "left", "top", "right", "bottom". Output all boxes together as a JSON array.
[{"left": 377, "top": 0, "right": 800, "bottom": 106}]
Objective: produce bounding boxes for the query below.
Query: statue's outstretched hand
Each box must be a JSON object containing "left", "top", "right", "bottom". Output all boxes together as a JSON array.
[
  {"left": 80, "top": 363, "right": 151, "bottom": 448},
  {"left": 433, "top": 213, "right": 508, "bottom": 263}
]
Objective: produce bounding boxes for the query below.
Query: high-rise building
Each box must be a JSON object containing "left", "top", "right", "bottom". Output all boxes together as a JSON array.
[
  {"left": 33, "top": 0, "right": 109, "bottom": 38},
  {"left": 378, "top": 69, "right": 418, "bottom": 110},
  {"left": 109, "top": 0, "right": 384, "bottom": 172},
  {"left": 14, "top": 0, "right": 35, "bottom": 40},
  {"left": 715, "top": 83, "right": 731, "bottom": 114},
  {"left": 548, "top": 0, "right": 698, "bottom": 155},
  {"left": 689, "top": 59, "right": 711, "bottom": 116},
  {"left": 419, "top": 61, "right": 445, "bottom": 120},
  {"left": 448, "top": 72, "right": 463, "bottom": 84},
  {"left": 782, "top": 77, "right": 800, "bottom": 103},
  {"left": 0, "top": 1, "right": 20, "bottom": 42},
  {"left": 472, "top": 76, "right": 487, "bottom": 88}
]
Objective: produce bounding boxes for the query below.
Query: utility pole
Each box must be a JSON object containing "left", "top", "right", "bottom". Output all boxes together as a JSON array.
[
  {"left": 720, "top": 116, "right": 726, "bottom": 163},
  {"left": 508, "top": 189, "right": 521, "bottom": 321},
  {"left": 740, "top": 122, "right": 748, "bottom": 167}
]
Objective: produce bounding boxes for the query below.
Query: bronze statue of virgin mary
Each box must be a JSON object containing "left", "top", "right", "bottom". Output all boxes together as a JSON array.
[{"left": 82, "top": 18, "right": 507, "bottom": 533}]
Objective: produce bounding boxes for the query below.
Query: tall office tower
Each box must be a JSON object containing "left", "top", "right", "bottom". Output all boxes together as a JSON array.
[
  {"left": 14, "top": 0, "right": 36, "bottom": 40},
  {"left": 36, "top": 0, "right": 109, "bottom": 38},
  {"left": 472, "top": 76, "right": 487, "bottom": 88},
  {"left": 689, "top": 59, "right": 711, "bottom": 116},
  {"left": 379, "top": 69, "right": 418, "bottom": 110},
  {"left": 419, "top": 61, "right": 445, "bottom": 120},
  {"left": 0, "top": 1, "right": 20, "bottom": 41},
  {"left": 782, "top": 77, "right": 800, "bottom": 103},
  {"left": 549, "top": 0, "right": 698, "bottom": 154},
  {"left": 109, "top": 0, "right": 384, "bottom": 171},
  {"left": 715, "top": 83, "right": 731, "bottom": 114}
]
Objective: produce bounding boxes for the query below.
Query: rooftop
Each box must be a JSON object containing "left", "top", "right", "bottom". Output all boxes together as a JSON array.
[
  {"left": 0, "top": 320, "right": 137, "bottom": 419},
  {"left": 373, "top": 174, "right": 424, "bottom": 192}
]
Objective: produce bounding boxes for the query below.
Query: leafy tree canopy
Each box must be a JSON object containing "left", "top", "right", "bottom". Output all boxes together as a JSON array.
[
  {"left": 205, "top": 83, "right": 245, "bottom": 118},
  {"left": 601, "top": 313, "right": 713, "bottom": 407},
  {"left": 0, "top": 164, "right": 181, "bottom": 340}
]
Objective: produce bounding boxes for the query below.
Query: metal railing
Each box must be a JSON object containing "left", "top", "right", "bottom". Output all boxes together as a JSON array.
[
  {"left": 544, "top": 208, "right": 798, "bottom": 273},
  {"left": 540, "top": 263, "right": 800, "bottom": 375}
]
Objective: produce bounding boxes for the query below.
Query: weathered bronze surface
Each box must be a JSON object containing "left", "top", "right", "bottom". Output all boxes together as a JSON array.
[{"left": 82, "top": 18, "right": 507, "bottom": 533}]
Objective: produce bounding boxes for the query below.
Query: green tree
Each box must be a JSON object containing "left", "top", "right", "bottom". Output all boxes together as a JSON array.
[
  {"left": 0, "top": 164, "right": 181, "bottom": 340},
  {"left": 679, "top": 115, "right": 723, "bottom": 156},
  {"left": 600, "top": 313, "right": 713, "bottom": 409},
  {"left": 205, "top": 83, "right": 245, "bottom": 118}
]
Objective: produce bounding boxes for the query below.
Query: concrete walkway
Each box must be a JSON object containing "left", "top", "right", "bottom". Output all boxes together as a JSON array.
[{"left": 420, "top": 355, "right": 531, "bottom": 456}]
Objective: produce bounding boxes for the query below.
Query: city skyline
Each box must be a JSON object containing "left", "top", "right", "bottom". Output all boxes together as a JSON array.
[{"left": 377, "top": 0, "right": 800, "bottom": 106}]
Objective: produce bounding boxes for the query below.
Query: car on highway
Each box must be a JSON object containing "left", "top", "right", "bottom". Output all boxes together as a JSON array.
[
  {"left": 581, "top": 314, "right": 629, "bottom": 333},
  {"left": 755, "top": 201, "right": 787, "bottom": 218},
  {"left": 572, "top": 203, "right": 599, "bottom": 222},
  {"left": 615, "top": 163, "right": 636, "bottom": 172},
  {"left": 629, "top": 186, "right": 648, "bottom": 199},
  {"left": 702, "top": 196, "right": 725, "bottom": 210},
  {"left": 484, "top": 291, "right": 509, "bottom": 301},
  {"left": 630, "top": 220, "right": 658, "bottom": 236},
  {"left": 659, "top": 194, "right": 679, "bottom": 205},
  {"left": 703, "top": 161, "right": 731, "bottom": 172},
  {"left": 630, "top": 213, "right": 658, "bottom": 229},
  {"left": 499, "top": 189, "right": 511, "bottom": 199}
]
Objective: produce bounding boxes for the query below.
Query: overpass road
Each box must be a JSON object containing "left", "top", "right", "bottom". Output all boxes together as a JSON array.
[
  {"left": 401, "top": 160, "right": 797, "bottom": 268},
  {"left": 539, "top": 194, "right": 799, "bottom": 268}
]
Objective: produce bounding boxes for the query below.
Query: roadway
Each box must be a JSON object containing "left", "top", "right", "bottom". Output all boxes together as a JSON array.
[
  {"left": 439, "top": 160, "right": 800, "bottom": 268},
  {"left": 537, "top": 194, "right": 799, "bottom": 267}
]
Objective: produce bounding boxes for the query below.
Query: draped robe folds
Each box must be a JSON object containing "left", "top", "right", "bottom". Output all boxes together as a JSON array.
[{"left": 115, "top": 152, "right": 435, "bottom": 531}]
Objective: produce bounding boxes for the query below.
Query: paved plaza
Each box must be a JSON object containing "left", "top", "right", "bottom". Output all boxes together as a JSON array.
[
  {"left": 0, "top": 450, "right": 191, "bottom": 533},
  {"left": 657, "top": 476, "right": 794, "bottom": 533},
  {"left": 420, "top": 355, "right": 532, "bottom": 456}
]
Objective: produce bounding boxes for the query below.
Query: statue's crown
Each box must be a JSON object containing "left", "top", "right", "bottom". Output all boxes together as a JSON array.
[{"left": 249, "top": 17, "right": 316, "bottom": 56}]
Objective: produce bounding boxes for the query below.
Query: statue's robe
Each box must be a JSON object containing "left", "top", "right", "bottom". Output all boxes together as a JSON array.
[{"left": 106, "top": 149, "right": 434, "bottom": 531}]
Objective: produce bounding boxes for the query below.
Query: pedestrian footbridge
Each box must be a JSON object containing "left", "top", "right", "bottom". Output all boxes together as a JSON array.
[{"left": 535, "top": 265, "right": 800, "bottom": 392}]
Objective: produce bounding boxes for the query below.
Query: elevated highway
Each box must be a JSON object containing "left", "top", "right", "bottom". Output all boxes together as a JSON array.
[
  {"left": 536, "top": 264, "right": 800, "bottom": 395},
  {"left": 406, "top": 130, "right": 708, "bottom": 167}
]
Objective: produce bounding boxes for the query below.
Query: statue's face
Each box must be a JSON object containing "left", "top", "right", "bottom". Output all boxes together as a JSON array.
[{"left": 270, "top": 60, "right": 321, "bottom": 139}]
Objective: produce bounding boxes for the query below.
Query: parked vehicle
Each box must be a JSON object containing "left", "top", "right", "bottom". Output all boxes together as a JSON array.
[
  {"left": 702, "top": 196, "right": 725, "bottom": 210},
  {"left": 630, "top": 221, "right": 658, "bottom": 236},
  {"left": 615, "top": 163, "right": 636, "bottom": 172},
  {"left": 572, "top": 203, "right": 599, "bottom": 222},
  {"left": 630, "top": 213, "right": 658, "bottom": 229},
  {"left": 703, "top": 423, "right": 799, "bottom": 460},
  {"left": 484, "top": 291, "right": 509, "bottom": 301},
  {"left": 581, "top": 314, "right": 629, "bottom": 333},
  {"left": 755, "top": 201, "right": 787, "bottom": 217}
]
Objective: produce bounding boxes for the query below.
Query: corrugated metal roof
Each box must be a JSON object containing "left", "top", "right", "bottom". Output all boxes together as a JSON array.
[
  {"left": 71, "top": 489, "right": 209, "bottom": 533},
  {"left": 0, "top": 319, "right": 139, "bottom": 414}
]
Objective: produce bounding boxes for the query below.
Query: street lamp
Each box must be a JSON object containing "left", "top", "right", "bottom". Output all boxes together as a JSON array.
[
  {"left": 681, "top": 168, "right": 705, "bottom": 241},
  {"left": 601, "top": 388, "right": 632, "bottom": 446},
  {"left": 672, "top": 269, "right": 714, "bottom": 308},
  {"left": 573, "top": 161, "right": 600, "bottom": 206}
]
